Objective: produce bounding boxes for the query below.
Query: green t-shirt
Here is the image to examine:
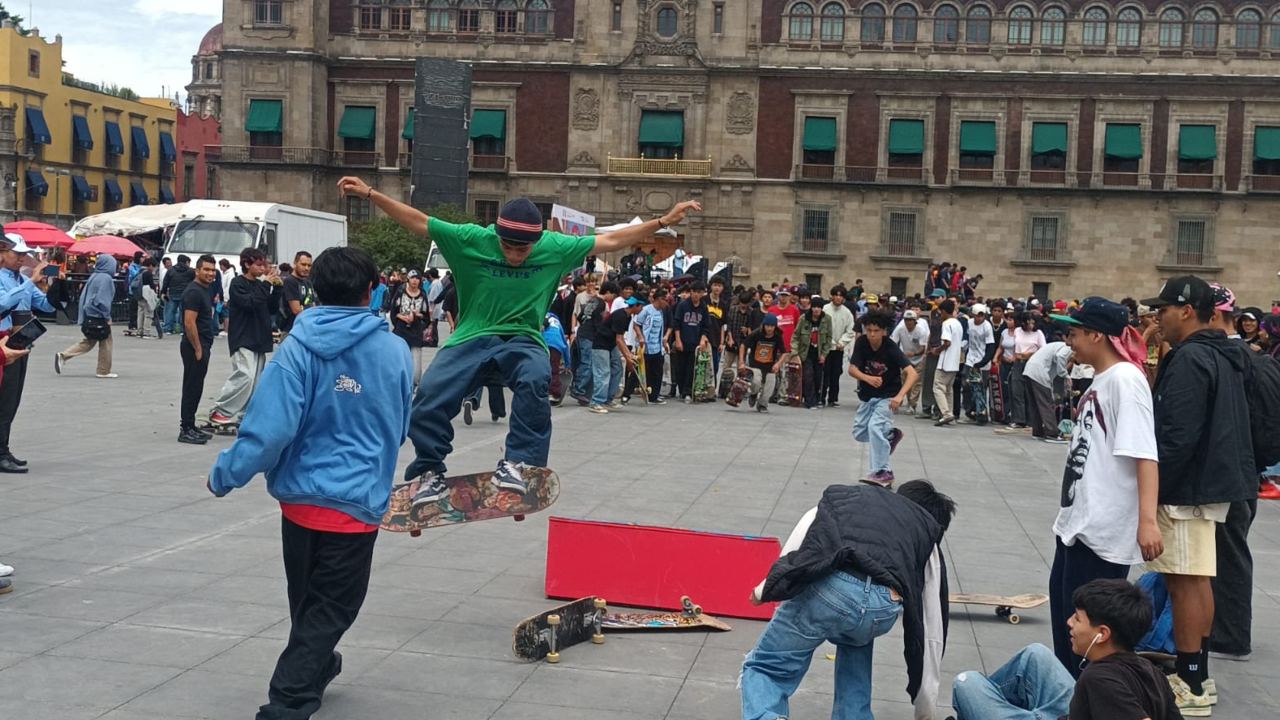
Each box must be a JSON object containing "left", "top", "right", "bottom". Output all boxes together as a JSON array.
[{"left": 428, "top": 217, "right": 595, "bottom": 348}]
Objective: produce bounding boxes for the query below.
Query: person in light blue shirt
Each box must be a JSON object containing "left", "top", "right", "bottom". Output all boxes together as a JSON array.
[
  {"left": 635, "top": 288, "right": 670, "bottom": 404},
  {"left": 0, "top": 233, "right": 58, "bottom": 473}
]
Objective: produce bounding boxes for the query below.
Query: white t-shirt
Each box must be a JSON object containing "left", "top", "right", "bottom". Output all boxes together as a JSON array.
[
  {"left": 966, "top": 319, "right": 995, "bottom": 370},
  {"left": 1023, "top": 342, "right": 1074, "bottom": 388},
  {"left": 1053, "top": 362, "right": 1159, "bottom": 565},
  {"left": 939, "top": 318, "right": 964, "bottom": 372},
  {"left": 891, "top": 321, "right": 931, "bottom": 367}
]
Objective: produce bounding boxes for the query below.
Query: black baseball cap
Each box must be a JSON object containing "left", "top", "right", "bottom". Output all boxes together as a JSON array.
[
  {"left": 1049, "top": 297, "right": 1129, "bottom": 337},
  {"left": 1140, "top": 275, "right": 1213, "bottom": 311}
]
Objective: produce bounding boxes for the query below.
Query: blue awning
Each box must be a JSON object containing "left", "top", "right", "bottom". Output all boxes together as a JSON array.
[
  {"left": 105, "top": 121, "right": 124, "bottom": 155},
  {"left": 71, "top": 175, "right": 93, "bottom": 201},
  {"left": 24, "top": 107, "right": 51, "bottom": 145},
  {"left": 72, "top": 115, "right": 94, "bottom": 150},
  {"left": 131, "top": 126, "right": 150, "bottom": 159},
  {"left": 104, "top": 178, "right": 123, "bottom": 204},
  {"left": 159, "top": 131, "right": 177, "bottom": 162},
  {"left": 129, "top": 180, "right": 149, "bottom": 205},
  {"left": 25, "top": 169, "right": 48, "bottom": 197},
  {"left": 159, "top": 185, "right": 175, "bottom": 204}
]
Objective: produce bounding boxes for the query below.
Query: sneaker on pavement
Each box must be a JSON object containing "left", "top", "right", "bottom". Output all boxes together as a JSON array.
[
  {"left": 210, "top": 411, "right": 235, "bottom": 426},
  {"left": 607, "top": 399, "right": 622, "bottom": 408},
  {"left": 178, "top": 427, "right": 209, "bottom": 445},
  {"left": 588, "top": 404, "right": 609, "bottom": 414},
  {"left": 862, "top": 471, "right": 895, "bottom": 488},
  {"left": 411, "top": 470, "right": 450, "bottom": 507},
  {"left": 757, "top": 403, "right": 769, "bottom": 413},
  {"left": 0, "top": 561, "right": 12, "bottom": 577},
  {"left": 1167, "top": 675, "right": 1212, "bottom": 717},
  {"left": 96, "top": 373, "right": 119, "bottom": 379},
  {"left": 683, "top": 396, "right": 693, "bottom": 404},
  {"left": 1258, "top": 481, "right": 1280, "bottom": 500},
  {"left": 1041, "top": 435, "right": 1069, "bottom": 445},
  {"left": 0, "top": 577, "right": 11, "bottom": 595},
  {"left": 319, "top": 651, "right": 343, "bottom": 694},
  {"left": 888, "top": 428, "right": 904, "bottom": 455},
  {"left": 53, "top": 353, "right": 64, "bottom": 375},
  {"left": 493, "top": 459, "right": 529, "bottom": 494},
  {"left": 653, "top": 397, "right": 667, "bottom": 405},
  {"left": 934, "top": 415, "right": 955, "bottom": 427},
  {"left": 1202, "top": 678, "right": 1219, "bottom": 704},
  {"left": 463, "top": 401, "right": 474, "bottom": 425}
]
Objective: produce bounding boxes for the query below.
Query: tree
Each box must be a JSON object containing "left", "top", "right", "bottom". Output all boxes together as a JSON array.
[
  {"left": 0, "top": 2, "right": 28, "bottom": 35},
  {"left": 349, "top": 203, "right": 478, "bottom": 271}
]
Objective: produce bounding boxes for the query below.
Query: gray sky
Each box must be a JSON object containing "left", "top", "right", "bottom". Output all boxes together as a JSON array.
[{"left": 26, "top": 0, "right": 221, "bottom": 105}]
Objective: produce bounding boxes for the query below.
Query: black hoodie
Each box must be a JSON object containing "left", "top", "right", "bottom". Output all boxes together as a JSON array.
[{"left": 1152, "top": 329, "right": 1256, "bottom": 505}]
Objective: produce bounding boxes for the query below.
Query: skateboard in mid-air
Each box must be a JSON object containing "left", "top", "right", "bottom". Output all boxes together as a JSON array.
[
  {"left": 725, "top": 368, "right": 753, "bottom": 407},
  {"left": 950, "top": 592, "right": 1049, "bottom": 624},
  {"left": 381, "top": 467, "right": 558, "bottom": 537},
  {"left": 513, "top": 595, "right": 730, "bottom": 662}
]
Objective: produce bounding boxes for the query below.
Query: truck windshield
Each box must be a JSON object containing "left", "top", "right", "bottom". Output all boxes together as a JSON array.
[{"left": 169, "top": 220, "right": 259, "bottom": 255}]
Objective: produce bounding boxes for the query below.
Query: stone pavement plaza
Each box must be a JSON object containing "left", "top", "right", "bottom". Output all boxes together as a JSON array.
[{"left": 1, "top": 324, "right": 1277, "bottom": 719}]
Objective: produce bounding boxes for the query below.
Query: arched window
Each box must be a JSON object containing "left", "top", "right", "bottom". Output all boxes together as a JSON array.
[
  {"left": 1083, "top": 7, "right": 1108, "bottom": 46},
  {"left": 427, "top": 0, "right": 452, "bottom": 32},
  {"left": 495, "top": 0, "right": 518, "bottom": 32},
  {"left": 1041, "top": 7, "right": 1065, "bottom": 44},
  {"left": 820, "top": 3, "right": 846, "bottom": 42},
  {"left": 861, "top": 3, "right": 886, "bottom": 42},
  {"left": 966, "top": 5, "right": 991, "bottom": 45},
  {"left": 1236, "top": 9, "right": 1261, "bottom": 48},
  {"left": 933, "top": 4, "right": 958, "bottom": 42},
  {"left": 789, "top": 2, "right": 814, "bottom": 40},
  {"left": 1007, "top": 5, "right": 1032, "bottom": 45},
  {"left": 1116, "top": 7, "right": 1141, "bottom": 46},
  {"left": 892, "top": 5, "right": 918, "bottom": 42},
  {"left": 1159, "top": 8, "right": 1185, "bottom": 47},
  {"left": 1191, "top": 8, "right": 1217, "bottom": 48},
  {"left": 1272, "top": 12, "right": 1280, "bottom": 48},
  {"left": 526, "top": 0, "right": 551, "bottom": 34},
  {"left": 657, "top": 6, "right": 679, "bottom": 36},
  {"left": 459, "top": 0, "right": 482, "bottom": 32}
]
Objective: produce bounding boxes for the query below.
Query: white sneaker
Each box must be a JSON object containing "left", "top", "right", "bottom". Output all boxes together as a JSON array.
[
  {"left": 1168, "top": 674, "right": 1212, "bottom": 717},
  {"left": 0, "top": 561, "right": 12, "bottom": 577},
  {"left": 96, "top": 373, "right": 119, "bottom": 379},
  {"left": 588, "top": 404, "right": 609, "bottom": 414}
]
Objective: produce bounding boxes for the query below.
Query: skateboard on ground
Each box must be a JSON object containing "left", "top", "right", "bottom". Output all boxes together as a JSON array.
[
  {"left": 693, "top": 348, "right": 717, "bottom": 402},
  {"left": 513, "top": 596, "right": 730, "bottom": 662},
  {"left": 950, "top": 592, "right": 1049, "bottom": 624},
  {"left": 784, "top": 358, "right": 804, "bottom": 406},
  {"left": 382, "top": 467, "right": 559, "bottom": 537},
  {"left": 199, "top": 418, "right": 238, "bottom": 436},
  {"left": 726, "top": 368, "right": 753, "bottom": 407}
]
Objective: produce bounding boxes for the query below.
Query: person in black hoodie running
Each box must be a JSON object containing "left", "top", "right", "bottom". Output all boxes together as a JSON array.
[{"left": 741, "top": 480, "right": 955, "bottom": 720}]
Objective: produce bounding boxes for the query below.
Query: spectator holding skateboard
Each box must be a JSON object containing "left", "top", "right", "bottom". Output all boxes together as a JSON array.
[
  {"left": 207, "top": 246, "right": 414, "bottom": 720},
  {"left": 736, "top": 313, "right": 788, "bottom": 413},
  {"left": 336, "top": 175, "right": 700, "bottom": 507}
]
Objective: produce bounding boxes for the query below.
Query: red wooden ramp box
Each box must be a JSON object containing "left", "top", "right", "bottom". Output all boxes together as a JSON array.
[{"left": 544, "top": 516, "right": 781, "bottom": 620}]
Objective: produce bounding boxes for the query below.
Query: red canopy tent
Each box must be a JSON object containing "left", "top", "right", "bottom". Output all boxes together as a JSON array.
[
  {"left": 2, "top": 220, "right": 76, "bottom": 249},
  {"left": 69, "top": 235, "right": 145, "bottom": 259}
]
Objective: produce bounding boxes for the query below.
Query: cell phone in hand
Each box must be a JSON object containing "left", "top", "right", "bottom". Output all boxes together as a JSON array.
[
  {"left": 41, "top": 265, "right": 60, "bottom": 277},
  {"left": 6, "top": 318, "right": 47, "bottom": 351}
]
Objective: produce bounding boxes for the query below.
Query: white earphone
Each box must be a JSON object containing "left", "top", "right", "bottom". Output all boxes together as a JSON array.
[{"left": 1079, "top": 632, "right": 1104, "bottom": 671}]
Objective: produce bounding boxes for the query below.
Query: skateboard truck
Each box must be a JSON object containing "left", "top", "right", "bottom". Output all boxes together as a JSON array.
[
  {"left": 546, "top": 614, "right": 561, "bottom": 662},
  {"left": 592, "top": 597, "right": 607, "bottom": 644}
]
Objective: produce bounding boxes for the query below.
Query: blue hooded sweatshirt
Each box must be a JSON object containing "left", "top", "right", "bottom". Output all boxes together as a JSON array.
[
  {"left": 209, "top": 305, "right": 414, "bottom": 524},
  {"left": 78, "top": 254, "right": 117, "bottom": 323}
]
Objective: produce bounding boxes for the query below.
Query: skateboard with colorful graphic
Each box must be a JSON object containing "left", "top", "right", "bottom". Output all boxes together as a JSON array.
[
  {"left": 602, "top": 596, "right": 733, "bottom": 632},
  {"left": 949, "top": 592, "right": 1049, "bottom": 624},
  {"left": 513, "top": 595, "right": 730, "bottom": 663},
  {"left": 783, "top": 357, "right": 804, "bottom": 406},
  {"left": 726, "top": 367, "right": 753, "bottom": 407},
  {"left": 382, "top": 467, "right": 559, "bottom": 536},
  {"left": 693, "top": 348, "right": 716, "bottom": 402}
]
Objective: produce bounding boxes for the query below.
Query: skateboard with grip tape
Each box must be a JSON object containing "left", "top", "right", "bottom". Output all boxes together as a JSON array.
[{"left": 513, "top": 595, "right": 730, "bottom": 662}]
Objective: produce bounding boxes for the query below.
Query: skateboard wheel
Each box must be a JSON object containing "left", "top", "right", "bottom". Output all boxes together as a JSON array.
[
  {"left": 1008, "top": 614, "right": 1021, "bottom": 625},
  {"left": 513, "top": 514, "right": 526, "bottom": 522},
  {"left": 692, "top": 605, "right": 703, "bottom": 616},
  {"left": 548, "top": 614, "right": 561, "bottom": 626},
  {"left": 593, "top": 598, "right": 607, "bottom": 610},
  {"left": 546, "top": 651, "right": 560, "bottom": 663},
  {"left": 410, "top": 529, "right": 422, "bottom": 538},
  {"left": 591, "top": 632, "right": 605, "bottom": 644}
]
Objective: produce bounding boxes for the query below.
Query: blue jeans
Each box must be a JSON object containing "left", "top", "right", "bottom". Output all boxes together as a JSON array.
[
  {"left": 951, "top": 643, "right": 1073, "bottom": 720},
  {"left": 741, "top": 572, "right": 903, "bottom": 720},
  {"left": 965, "top": 366, "right": 989, "bottom": 417},
  {"left": 572, "top": 336, "right": 594, "bottom": 397},
  {"left": 163, "top": 298, "right": 182, "bottom": 333},
  {"left": 404, "top": 335, "right": 550, "bottom": 479},
  {"left": 590, "top": 346, "right": 622, "bottom": 405},
  {"left": 852, "top": 397, "right": 894, "bottom": 474}
]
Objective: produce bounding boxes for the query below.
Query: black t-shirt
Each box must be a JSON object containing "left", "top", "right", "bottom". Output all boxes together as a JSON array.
[
  {"left": 1070, "top": 653, "right": 1180, "bottom": 720},
  {"left": 595, "top": 307, "right": 631, "bottom": 349},
  {"left": 577, "top": 296, "right": 605, "bottom": 343},
  {"left": 181, "top": 282, "right": 215, "bottom": 347},
  {"left": 742, "top": 329, "right": 787, "bottom": 372},
  {"left": 280, "top": 275, "right": 313, "bottom": 332},
  {"left": 848, "top": 334, "right": 911, "bottom": 401},
  {"left": 705, "top": 294, "right": 730, "bottom": 349}
]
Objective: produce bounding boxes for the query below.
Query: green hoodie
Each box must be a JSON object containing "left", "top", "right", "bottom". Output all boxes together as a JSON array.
[{"left": 794, "top": 311, "right": 833, "bottom": 361}]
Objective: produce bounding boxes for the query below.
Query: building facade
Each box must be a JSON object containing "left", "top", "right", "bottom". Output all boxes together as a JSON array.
[
  {"left": 186, "top": 23, "right": 224, "bottom": 121},
  {"left": 177, "top": 110, "right": 222, "bottom": 201},
  {"left": 213, "top": 0, "right": 1280, "bottom": 302},
  {"left": 0, "top": 24, "right": 179, "bottom": 229}
]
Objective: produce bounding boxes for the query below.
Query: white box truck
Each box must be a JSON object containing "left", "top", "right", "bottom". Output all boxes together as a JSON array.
[{"left": 165, "top": 200, "right": 347, "bottom": 269}]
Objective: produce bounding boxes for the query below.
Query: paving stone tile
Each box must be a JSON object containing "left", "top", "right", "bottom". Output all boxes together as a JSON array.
[
  {"left": 125, "top": 598, "right": 287, "bottom": 635},
  {"left": 511, "top": 665, "right": 683, "bottom": 715},
  {"left": 0, "top": 654, "right": 183, "bottom": 708},
  {"left": 364, "top": 651, "right": 536, "bottom": 699},
  {"left": 50, "top": 623, "right": 243, "bottom": 668}
]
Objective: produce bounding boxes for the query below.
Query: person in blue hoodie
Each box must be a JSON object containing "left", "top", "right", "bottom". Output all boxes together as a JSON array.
[
  {"left": 207, "top": 246, "right": 413, "bottom": 720},
  {"left": 55, "top": 254, "right": 118, "bottom": 379}
]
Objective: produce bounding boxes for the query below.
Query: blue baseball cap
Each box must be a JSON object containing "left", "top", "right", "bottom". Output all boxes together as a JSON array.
[{"left": 625, "top": 296, "right": 647, "bottom": 307}]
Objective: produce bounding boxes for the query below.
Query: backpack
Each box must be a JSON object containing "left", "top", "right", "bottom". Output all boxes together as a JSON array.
[
  {"left": 129, "top": 269, "right": 145, "bottom": 298},
  {"left": 1244, "top": 349, "right": 1280, "bottom": 472}
]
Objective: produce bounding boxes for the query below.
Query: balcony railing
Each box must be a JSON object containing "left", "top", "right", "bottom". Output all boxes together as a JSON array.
[
  {"left": 1246, "top": 174, "right": 1280, "bottom": 192},
  {"left": 608, "top": 156, "right": 712, "bottom": 178},
  {"left": 398, "top": 151, "right": 413, "bottom": 169},
  {"left": 794, "top": 165, "right": 929, "bottom": 185},
  {"left": 338, "top": 150, "right": 379, "bottom": 167},
  {"left": 949, "top": 168, "right": 1006, "bottom": 185},
  {"left": 472, "top": 154, "right": 510, "bottom": 172},
  {"left": 1095, "top": 171, "right": 1151, "bottom": 189},
  {"left": 206, "top": 145, "right": 335, "bottom": 165},
  {"left": 1169, "top": 174, "right": 1223, "bottom": 191}
]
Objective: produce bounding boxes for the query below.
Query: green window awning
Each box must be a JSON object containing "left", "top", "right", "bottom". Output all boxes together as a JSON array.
[
  {"left": 802, "top": 116, "right": 838, "bottom": 152},
  {"left": 245, "top": 99, "right": 283, "bottom": 133},
  {"left": 469, "top": 109, "right": 506, "bottom": 141},
  {"left": 887, "top": 118, "right": 925, "bottom": 155},
  {"left": 402, "top": 108, "right": 415, "bottom": 140},
  {"left": 1179, "top": 125, "right": 1217, "bottom": 161},
  {"left": 958, "top": 121, "right": 997, "bottom": 155},
  {"left": 1031, "top": 122, "right": 1068, "bottom": 155},
  {"left": 337, "top": 106, "right": 376, "bottom": 140},
  {"left": 638, "top": 110, "right": 684, "bottom": 147},
  {"left": 1255, "top": 127, "right": 1280, "bottom": 161},
  {"left": 1104, "top": 124, "right": 1143, "bottom": 160}
]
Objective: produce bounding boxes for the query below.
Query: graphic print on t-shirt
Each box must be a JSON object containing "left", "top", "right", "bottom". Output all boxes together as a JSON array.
[
  {"left": 1061, "top": 389, "right": 1107, "bottom": 507},
  {"left": 753, "top": 341, "right": 779, "bottom": 366}
]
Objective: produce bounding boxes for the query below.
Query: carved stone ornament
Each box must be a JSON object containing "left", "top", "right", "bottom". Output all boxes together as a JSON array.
[
  {"left": 570, "top": 150, "right": 597, "bottom": 166},
  {"left": 634, "top": 0, "right": 701, "bottom": 58},
  {"left": 573, "top": 88, "right": 600, "bottom": 130},
  {"left": 722, "top": 154, "right": 752, "bottom": 170},
  {"left": 725, "top": 92, "right": 754, "bottom": 135}
]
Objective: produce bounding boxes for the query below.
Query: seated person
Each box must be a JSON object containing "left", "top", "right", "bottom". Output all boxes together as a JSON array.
[{"left": 950, "top": 578, "right": 1180, "bottom": 720}]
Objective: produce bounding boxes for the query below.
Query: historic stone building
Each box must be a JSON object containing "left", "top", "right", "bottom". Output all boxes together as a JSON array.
[
  {"left": 213, "top": 0, "right": 1280, "bottom": 302},
  {"left": 187, "top": 23, "right": 225, "bottom": 121}
]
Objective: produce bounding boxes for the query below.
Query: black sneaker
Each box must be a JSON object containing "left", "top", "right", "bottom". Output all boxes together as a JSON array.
[
  {"left": 178, "top": 427, "right": 209, "bottom": 445},
  {"left": 194, "top": 427, "right": 214, "bottom": 440},
  {"left": 493, "top": 460, "right": 529, "bottom": 494},
  {"left": 463, "top": 401, "right": 474, "bottom": 426},
  {"left": 318, "top": 651, "right": 343, "bottom": 694},
  {"left": 411, "top": 470, "right": 449, "bottom": 507}
]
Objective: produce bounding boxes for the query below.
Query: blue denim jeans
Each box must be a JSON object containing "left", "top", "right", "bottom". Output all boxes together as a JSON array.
[
  {"left": 852, "top": 397, "right": 894, "bottom": 474},
  {"left": 590, "top": 346, "right": 622, "bottom": 406},
  {"left": 951, "top": 643, "right": 1073, "bottom": 720},
  {"left": 164, "top": 298, "right": 182, "bottom": 333},
  {"left": 572, "top": 336, "right": 594, "bottom": 397},
  {"left": 404, "top": 335, "right": 550, "bottom": 480},
  {"left": 965, "top": 366, "right": 989, "bottom": 417},
  {"left": 741, "top": 572, "right": 903, "bottom": 720}
]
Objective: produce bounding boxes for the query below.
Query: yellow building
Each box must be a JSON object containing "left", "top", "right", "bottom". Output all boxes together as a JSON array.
[{"left": 1, "top": 25, "right": 177, "bottom": 229}]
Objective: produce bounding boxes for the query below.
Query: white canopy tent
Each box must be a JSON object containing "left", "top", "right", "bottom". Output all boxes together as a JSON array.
[{"left": 70, "top": 203, "right": 188, "bottom": 238}]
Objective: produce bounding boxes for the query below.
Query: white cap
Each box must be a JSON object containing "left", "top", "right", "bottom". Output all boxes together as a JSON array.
[
  {"left": 903, "top": 310, "right": 919, "bottom": 320},
  {"left": 1, "top": 233, "right": 35, "bottom": 254},
  {"left": 889, "top": 296, "right": 899, "bottom": 303},
  {"left": 972, "top": 303, "right": 990, "bottom": 315}
]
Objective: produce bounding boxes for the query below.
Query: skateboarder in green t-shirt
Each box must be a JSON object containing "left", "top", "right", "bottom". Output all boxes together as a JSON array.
[{"left": 337, "top": 176, "right": 700, "bottom": 505}]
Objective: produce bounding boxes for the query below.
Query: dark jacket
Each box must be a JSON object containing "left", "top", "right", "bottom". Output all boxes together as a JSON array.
[
  {"left": 227, "top": 275, "right": 281, "bottom": 355},
  {"left": 760, "top": 485, "right": 948, "bottom": 701},
  {"left": 161, "top": 263, "right": 195, "bottom": 300},
  {"left": 1153, "top": 329, "right": 1256, "bottom": 505}
]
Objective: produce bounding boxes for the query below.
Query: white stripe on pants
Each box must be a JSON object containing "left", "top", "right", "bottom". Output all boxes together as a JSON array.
[{"left": 211, "top": 348, "right": 267, "bottom": 421}]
